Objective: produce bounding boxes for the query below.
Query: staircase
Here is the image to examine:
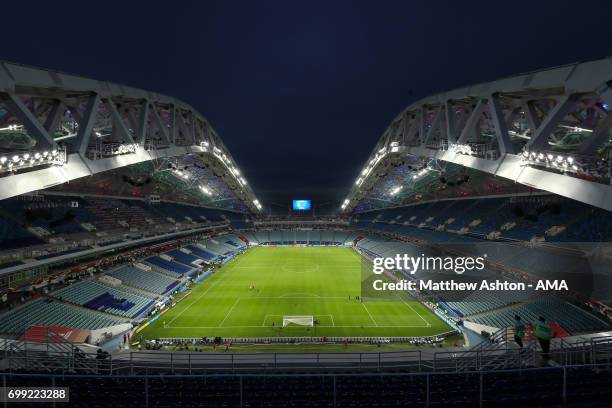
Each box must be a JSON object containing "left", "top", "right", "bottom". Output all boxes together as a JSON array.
[
  {"left": 3, "top": 326, "right": 99, "bottom": 374},
  {"left": 435, "top": 327, "right": 537, "bottom": 372}
]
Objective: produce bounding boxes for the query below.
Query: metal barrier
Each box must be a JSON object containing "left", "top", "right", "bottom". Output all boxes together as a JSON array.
[
  {"left": 2, "top": 327, "right": 612, "bottom": 376},
  {"left": 156, "top": 332, "right": 454, "bottom": 344}
]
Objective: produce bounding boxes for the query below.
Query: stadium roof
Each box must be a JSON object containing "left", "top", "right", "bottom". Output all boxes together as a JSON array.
[
  {"left": 343, "top": 56, "right": 612, "bottom": 213},
  {"left": 2, "top": 56, "right": 612, "bottom": 216},
  {"left": 0, "top": 61, "right": 261, "bottom": 213}
]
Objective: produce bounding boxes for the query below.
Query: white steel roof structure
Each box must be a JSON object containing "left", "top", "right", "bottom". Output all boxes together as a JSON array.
[
  {"left": 0, "top": 61, "right": 262, "bottom": 213},
  {"left": 343, "top": 57, "right": 612, "bottom": 213}
]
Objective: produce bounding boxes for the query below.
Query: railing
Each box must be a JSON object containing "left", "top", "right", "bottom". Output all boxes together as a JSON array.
[
  {"left": 440, "top": 327, "right": 535, "bottom": 371},
  {"left": 3, "top": 332, "right": 612, "bottom": 376}
]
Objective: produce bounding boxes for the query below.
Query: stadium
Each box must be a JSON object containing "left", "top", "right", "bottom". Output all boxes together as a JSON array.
[{"left": 2, "top": 4, "right": 612, "bottom": 407}]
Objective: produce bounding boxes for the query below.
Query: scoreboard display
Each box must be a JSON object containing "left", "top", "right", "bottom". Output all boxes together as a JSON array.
[{"left": 292, "top": 200, "right": 312, "bottom": 211}]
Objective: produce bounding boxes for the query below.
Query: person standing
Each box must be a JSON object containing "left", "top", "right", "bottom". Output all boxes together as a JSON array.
[
  {"left": 513, "top": 315, "right": 525, "bottom": 348},
  {"left": 534, "top": 316, "right": 555, "bottom": 360}
]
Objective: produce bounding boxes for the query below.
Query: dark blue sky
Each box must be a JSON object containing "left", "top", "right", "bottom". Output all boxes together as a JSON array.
[{"left": 2, "top": 1, "right": 612, "bottom": 213}]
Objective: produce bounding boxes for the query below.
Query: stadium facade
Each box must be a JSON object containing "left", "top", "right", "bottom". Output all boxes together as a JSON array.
[{"left": 1, "top": 58, "right": 612, "bottom": 407}]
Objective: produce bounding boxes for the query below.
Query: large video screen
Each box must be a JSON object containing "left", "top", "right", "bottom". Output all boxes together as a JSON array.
[{"left": 292, "top": 199, "right": 312, "bottom": 211}]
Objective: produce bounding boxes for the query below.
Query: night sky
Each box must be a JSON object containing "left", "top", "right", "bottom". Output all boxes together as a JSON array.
[{"left": 2, "top": 1, "right": 612, "bottom": 214}]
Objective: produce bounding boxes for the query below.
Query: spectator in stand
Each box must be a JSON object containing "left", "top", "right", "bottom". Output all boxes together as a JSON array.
[
  {"left": 534, "top": 316, "right": 555, "bottom": 360},
  {"left": 513, "top": 315, "right": 524, "bottom": 348}
]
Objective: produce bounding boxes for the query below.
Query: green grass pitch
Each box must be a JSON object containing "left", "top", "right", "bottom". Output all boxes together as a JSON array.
[{"left": 139, "top": 246, "right": 451, "bottom": 339}]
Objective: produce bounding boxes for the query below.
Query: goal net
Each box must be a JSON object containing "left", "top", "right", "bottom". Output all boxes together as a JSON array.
[{"left": 282, "top": 316, "right": 314, "bottom": 327}]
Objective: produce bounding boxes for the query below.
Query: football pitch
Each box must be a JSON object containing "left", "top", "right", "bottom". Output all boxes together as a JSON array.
[{"left": 139, "top": 246, "right": 451, "bottom": 339}]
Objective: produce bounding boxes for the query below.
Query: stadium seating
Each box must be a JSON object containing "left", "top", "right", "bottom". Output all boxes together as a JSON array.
[
  {"left": 244, "top": 229, "right": 357, "bottom": 246},
  {"left": 352, "top": 194, "right": 612, "bottom": 243},
  {"left": 253, "top": 230, "right": 269, "bottom": 243},
  {"left": 224, "top": 210, "right": 251, "bottom": 228},
  {"left": 469, "top": 299, "right": 609, "bottom": 334},
  {"left": 0, "top": 194, "right": 241, "bottom": 258},
  {"left": 148, "top": 202, "right": 225, "bottom": 224},
  {"left": 109, "top": 266, "right": 180, "bottom": 295},
  {"left": 145, "top": 256, "right": 193, "bottom": 276},
  {"left": 201, "top": 239, "right": 235, "bottom": 256},
  {"left": 165, "top": 249, "right": 202, "bottom": 267},
  {"left": 352, "top": 234, "right": 609, "bottom": 333},
  {"left": 0, "top": 196, "right": 95, "bottom": 235},
  {"left": 269, "top": 231, "right": 282, "bottom": 244},
  {"left": 5, "top": 367, "right": 612, "bottom": 408},
  {"left": 0, "top": 299, "right": 125, "bottom": 335},
  {"left": 185, "top": 245, "right": 220, "bottom": 262},
  {"left": 0, "top": 215, "right": 46, "bottom": 250},
  {"left": 221, "top": 234, "right": 247, "bottom": 248},
  {"left": 295, "top": 230, "right": 307, "bottom": 243},
  {"left": 241, "top": 231, "right": 260, "bottom": 244},
  {"left": 52, "top": 280, "right": 156, "bottom": 318}
]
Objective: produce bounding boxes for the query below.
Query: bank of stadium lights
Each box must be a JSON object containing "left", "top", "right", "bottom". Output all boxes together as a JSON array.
[
  {"left": 174, "top": 169, "right": 189, "bottom": 180},
  {"left": 212, "top": 148, "right": 251, "bottom": 188},
  {"left": 115, "top": 143, "right": 137, "bottom": 155},
  {"left": 341, "top": 199, "right": 350, "bottom": 210},
  {"left": 521, "top": 150, "right": 580, "bottom": 173},
  {"left": 0, "top": 124, "right": 22, "bottom": 132},
  {"left": 356, "top": 147, "right": 388, "bottom": 186},
  {"left": 199, "top": 185, "right": 212, "bottom": 196},
  {"left": 390, "top": 186, "right": 402, "bottom": 196},
  {"left": 252, "top": 199, "right": 262, "bottom": 211},
  {"left": 451, "top": 143, "right": 474, "bottom": 155},
  {"left": 413, "top": 168, "right": 430, "bottom": 180},
  {"left": 229, "top": 165, "right": 248, "bottom": 186},
  {"left": 559, "top": 125, "right": 594, "bottom": 134},
  {"left": 0, "top": 148, "right": 66, "bottom": 174}
]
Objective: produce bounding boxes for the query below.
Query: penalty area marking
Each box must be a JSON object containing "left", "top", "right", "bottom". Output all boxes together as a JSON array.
[
  {"left": 396, "top": 294, "right": 431, "bottom": 327},
  {"left": 218, "top": 298, "right": 241, "bottom": 327},
  {"left": 361, "top": 303, "right": 378, "bottom": 327}
]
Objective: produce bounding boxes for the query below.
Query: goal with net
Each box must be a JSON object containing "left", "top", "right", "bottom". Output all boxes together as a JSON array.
[{"left": 282, "top": 316, "right": 314, "bottom": 327}]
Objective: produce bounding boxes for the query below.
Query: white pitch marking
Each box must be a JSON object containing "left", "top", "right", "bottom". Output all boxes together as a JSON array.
[
  {"left": 396, "top": 294, "right": 430, "bottom": 327},
  {"left": 218, "top": 298, "right": 240, "bottom": 327},
  {"left": 361, "top": 303, "right": 378, "bottom": 327},
  {"left": 166, "top": 266, "right": 235, "bottom": 326}
]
